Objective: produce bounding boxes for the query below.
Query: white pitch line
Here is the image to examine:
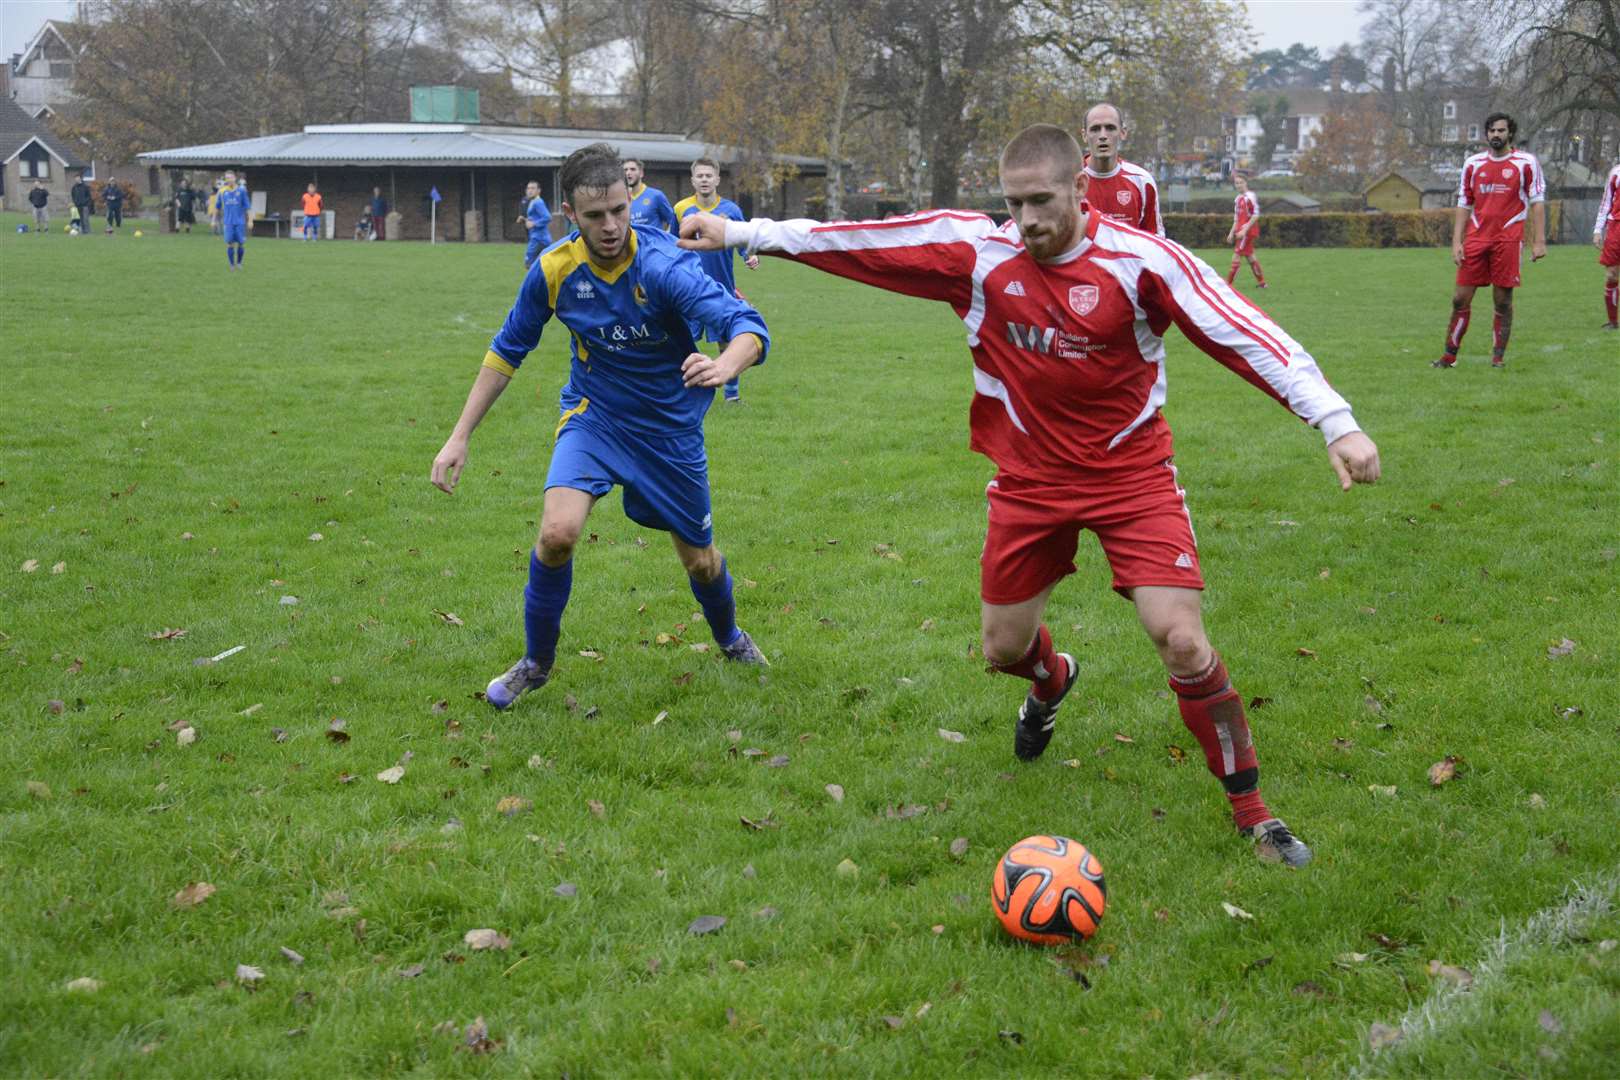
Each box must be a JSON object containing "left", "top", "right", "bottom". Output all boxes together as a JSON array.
[{"left": 1349, "top": 866, "right": 1620, "bottom": 1078}]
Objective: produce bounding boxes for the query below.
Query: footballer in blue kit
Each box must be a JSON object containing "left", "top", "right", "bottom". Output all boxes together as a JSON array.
[
  {"left": 520, "top": 179, "right": 553, "bottom": 268},
  {"left": 624, "top": 157, "right": 676, "bottom": 232},
  {"left": 432, "top": 143, "right": 771, "bottom": 710},
  {"left": 675, "top": 157, "right": 760, "bottom": 402},
  {"left": 217, "top": 171, "right": 251, "bottom": 269}
]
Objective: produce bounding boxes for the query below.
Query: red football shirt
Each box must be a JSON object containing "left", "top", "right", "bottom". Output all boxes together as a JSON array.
[
  {"left": 1457, "top": 150, "right": 1544, "bottom": 243},
  {"left": 1233, "top": 191, "right": 1258, "bottom": 235},
  {"left": 1083, "top": 159, "right": 1163, "bottom": 236}
]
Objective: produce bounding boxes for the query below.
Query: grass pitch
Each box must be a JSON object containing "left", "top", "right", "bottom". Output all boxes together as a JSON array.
[{"left": 2, "top": 215, "right": 1617, "bottom": 1077}]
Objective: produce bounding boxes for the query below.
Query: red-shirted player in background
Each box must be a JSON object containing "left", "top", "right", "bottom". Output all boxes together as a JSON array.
[
  {"left": 1081, "top": 102, "right": 1163, "bottom": 236},
  {"left": 1594, "top": 162, "right": 1620, "bottom": 330},
  {"left": 681, "top": 123, "right": 1381, "bottom": 867},
  {"left": 1225, "top": 174, "right": 1265, "bottom": 288},
  {"left": 1436, "top": 112, "right": 1547, "bottom": 368}
]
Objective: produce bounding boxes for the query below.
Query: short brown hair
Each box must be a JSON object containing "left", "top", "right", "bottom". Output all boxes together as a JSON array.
[
  {"left": 560, "top": 142, "right": 625, "bottom": 203},
  {"left": 690, "top": 157, "right": 719, "bottom": 173},
  {"left": 1000, "top": 124, "right": 1082, "bottom": 180}
]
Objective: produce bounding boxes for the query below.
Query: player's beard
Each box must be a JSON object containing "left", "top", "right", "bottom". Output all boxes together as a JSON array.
[
  {"left": 1488, "top": 136, "right": 1508, "bottom": 153},
  {"left": 1022, "top": 205, "right": 1079, "bottom": 262}
]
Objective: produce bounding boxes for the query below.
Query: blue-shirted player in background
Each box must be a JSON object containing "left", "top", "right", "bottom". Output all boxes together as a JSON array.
[
  {"left": 217, "top": 170, "right": 251, "bottom": 270},
  {"left": 432, "top": 143, "right": 771, "bottom": 710},
  {"left": 674, "top": 157, "right": 760, "bottom": 404},
  {"left": 519, "top": 179, "right": 552, "bottom": 269},
  {"left": 624, "top": 156, "right": 676, "bottom": 232}
]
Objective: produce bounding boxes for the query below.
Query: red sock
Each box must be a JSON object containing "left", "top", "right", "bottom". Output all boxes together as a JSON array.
[
  {"left": 991, "top": 623, "right": 1069, "bottom": 700},
  {"left": 1605, "top": 284, "right": 1617, "bottom": 325},
  {"left": 1444, "top": 307, "right": 1470, "bottom": 355},
  {"left": 1227, "top": 258, "right": 1240, "bottom": 285},
  {"left": 1168, "top": 654, "right": 1269, "bottom": 828},
  {"left": 1249, "top": 257, "right": 1266, "bottom": 286}
]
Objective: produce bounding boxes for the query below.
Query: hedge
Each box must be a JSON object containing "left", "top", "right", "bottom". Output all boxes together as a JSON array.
[{"left": 1164, "top": 209, "right": 1454, "bottom": 248}]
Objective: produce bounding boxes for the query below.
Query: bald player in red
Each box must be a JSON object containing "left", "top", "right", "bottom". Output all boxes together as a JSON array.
[{"left": 1081, "top": 102, "right": 1163, "bottom": 236}]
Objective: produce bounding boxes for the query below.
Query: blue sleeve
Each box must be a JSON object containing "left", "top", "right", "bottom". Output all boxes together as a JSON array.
[
  {"left": 658, "top": 192, "right": 677, "bottom": 232},
  {"left": 653, "top": 249, "right": 769, "bottom": 362},
  {"left": 528, "top": 199, "right": 550, "bottom": 229},
  {"left": 487, "top": 264, "right": 555, "bottom": 372}
]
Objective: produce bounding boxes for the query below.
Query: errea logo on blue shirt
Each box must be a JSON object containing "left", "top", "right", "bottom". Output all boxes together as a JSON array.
[{"left": 575, "top": 279, "right": 595, "bottom": 299}]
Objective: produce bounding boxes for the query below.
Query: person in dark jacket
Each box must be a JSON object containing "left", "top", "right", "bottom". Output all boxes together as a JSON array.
[
  {"left": 369, "top": 186, "right": 389, "bottom": 240},
  {"left": 102, "top": 177, "right": 125, "bottom": 232},
  {"left": 27, "top": 181, "right": 50, "bottom": 234},
  {"left": 174, "top": 182, "right": 198, "bottom": 232},
  {"left": 70, "top": 173, "right": 93, "bottom": 234}
]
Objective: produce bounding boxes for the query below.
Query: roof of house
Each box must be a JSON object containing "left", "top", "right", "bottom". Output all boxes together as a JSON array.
[
  {"left": 0, "top": 94, "right": 87, "bottom": 168},
  {"left": 1363, "top": 168, "right": 1453, "bottom": 195},
  {"left": 1260, "top": 192, "right": 1321, "bottom": 211},
  {"left": 138, "top": 123, "right": 828, "bottom": 172}
]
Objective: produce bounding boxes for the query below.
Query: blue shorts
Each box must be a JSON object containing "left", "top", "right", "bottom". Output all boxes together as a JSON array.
[
  {"left": 545, "top": 407, "right": 713, "bottom": 547},
  {"left": 223, "top": 223, "right": 246, "bottom": 244},
  {"left": 525, "top": 232, "right": 547, "bottom": 268},
  {"left": 302, "top": 217, "right": 319, "bottom": 237}
]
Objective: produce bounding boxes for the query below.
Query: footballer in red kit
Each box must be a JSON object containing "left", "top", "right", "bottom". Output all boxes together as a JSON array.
[
  {"left": 1080, "top": 102, "right": 1163, "bottom": 236},
  {"left": 1594, "top": 162, "right": 1619, "bottom": 330},
  {"left": 1225, "top": 174, "right": 1265, "bottom": 287},
  {"left": 681, "top": 123, "right": 1381, "bottom": 868},
  {"left": 1436, "top": 112, "right": 1546, "bottom": 368}
]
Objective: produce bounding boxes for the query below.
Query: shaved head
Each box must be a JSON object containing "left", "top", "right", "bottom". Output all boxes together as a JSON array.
[{"left": 1000, "top": 124, "right": 1083, "bottom": 185}]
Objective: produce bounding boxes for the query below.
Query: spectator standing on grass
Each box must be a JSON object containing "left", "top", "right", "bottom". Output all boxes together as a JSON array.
[
  {"left": 27, "top": 181, "right": 50, "bottom": 234},
  {"left": 1434, "top": 112, "right": 1545, "bottom": 369},
  {"left": 370, "top": 186, "right": 389, "bottom": 240},
  {"left": 174, "top": 180, "right": 198, "bottom": 233},
  {"left": 674, "top": 158, "right": 760, "bottom": 404},
  {"left": 431, "top": 143, "right": 772, "bottom": 711},
  {"left": 1594, "top": 161, "right": 1619, "bottom": 330},
  {"left": 1080, "top": 103, "right": 1163, "bottom": 236},
  {"left": 70, "top": 172, "right": 93, "bottom": 235},
  {"left": 301, "top": 182, "right": 324, "bottom": 241},
  {"left": 102, "top": 177, "right": 124, "bottom": 233},
  {"left": 1225, "top": 173, "right": 1265, "bottom": 288},
  {"left": 519, "top": 179, "right": 552, "bottom": 269},
  {"left": 681, "top": 122, "right": 1382, "bottom": 867}
]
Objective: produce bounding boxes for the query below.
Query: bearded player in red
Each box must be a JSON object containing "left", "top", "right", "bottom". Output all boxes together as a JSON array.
[
  {"left": 682, "top": 123, "right": 1381, "bottom": 867},
  {"left": 1436, "top": 112, "right": 1547, "bottom": 368},
  {"left": 1081, "top": 102, "right": 1162, "bottom": 236},
  {"left": 1225, "top": 174, "right": 1265, "bottom": 288},
  {"left": 1595, "top": 161, "right": 1619, "bottom": 331}
]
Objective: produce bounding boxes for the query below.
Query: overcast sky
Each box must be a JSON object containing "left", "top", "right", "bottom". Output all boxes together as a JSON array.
[{"left": 6, "top": 0, "right": 1366, "bottom": 78}]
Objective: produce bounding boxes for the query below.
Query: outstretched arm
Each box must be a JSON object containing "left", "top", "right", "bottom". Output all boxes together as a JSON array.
[
  {"left": 680, "top": 209, "right": 992, "bottom": 310},
  {"left": 432, "top": 365, "right": 510, "bottom": 493}
]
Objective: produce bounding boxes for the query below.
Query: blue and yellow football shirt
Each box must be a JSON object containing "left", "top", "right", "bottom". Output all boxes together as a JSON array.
[
  {"left": 673, "top": 195, "right": 746, "bottom": 294},
  {"left": 628, "top": 183, "right": 676, "bottom": 232},
  {"left": 485, "top": 225, "right": 769, "bottom": 435}
]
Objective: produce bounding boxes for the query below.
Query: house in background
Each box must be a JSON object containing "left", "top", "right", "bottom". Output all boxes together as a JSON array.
[
  {"left": 1364, "top": 169, "right": 1456, "bottom": 212},
  {"left": 0, "top": 93, "right": 88, "bottom": 213},
  {"left": 1223, "top": 90, "right": 1358, "bottom": 171}
]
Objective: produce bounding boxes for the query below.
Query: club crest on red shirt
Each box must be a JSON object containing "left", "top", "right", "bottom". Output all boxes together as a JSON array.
[
  {"left": 1116, "top": 189, "right": 1132, "bottom": 206},
  {"left": 1069, "top": 284, "right": 1099, "bottom": 316}
]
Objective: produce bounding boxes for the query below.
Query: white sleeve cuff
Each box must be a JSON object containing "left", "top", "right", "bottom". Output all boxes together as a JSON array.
[
  {"left": 1317, "top": 409, "right": 1361, "bottom": 445},
  {"left": 723, "top": 219, "right": 758, "bottom": 252}
]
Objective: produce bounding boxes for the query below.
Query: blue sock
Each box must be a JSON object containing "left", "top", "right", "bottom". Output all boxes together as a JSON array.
[
  {"left": 724, "top": 375, "right": 740, "bottom": 399},
  {"left": 236, "top": 244, "right": 244, "bottom": 265},
  {"left": 689, "top": 559, "right": 740, "bottom": 646},
  {"left": 226, "top": 245, "right": 234, "bottom": 266},
  {"left": 523, "top": 553, "right": 571, "bottom": 669}
]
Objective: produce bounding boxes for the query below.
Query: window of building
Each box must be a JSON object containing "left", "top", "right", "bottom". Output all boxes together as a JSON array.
[
  {"left": 1443, "top": 125, "right": 1459, "bottom": 142},
  {"left": 50, "top": 62, "right": 72, "bottom": 79},
  {"left": 18, "top": 141, "right": 52, "bottom": 179},
  {"left": 148, "top": 166, "right": 161, "bottom": 195},
  {"left": 1238, "top": 135, "right": 1248, "bottom": 150},
  {"left": 1444, "top": 100, "right": 1457, "bottom": 119},
  {"left": 1468, "top": 124, "right": 1480, "bottom": 140}
]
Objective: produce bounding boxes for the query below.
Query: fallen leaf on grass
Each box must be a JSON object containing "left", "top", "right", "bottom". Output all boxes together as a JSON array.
[
  {"left": 398, "top": 963, "right": 425, "bottom": 979},
  {"left": 998, "top": 1030, "right": 1023, "bottom": 1044},
  {"left": 236, "top": 964, "right": 265, "bottom": 986},
  {"left": 27, "top": 781, "right": 50, "bottom": 799},
  {"left": 1221, "top": 902, "right": 1254, "bottom": 921},
  {"left": 1165, "top": 744, "right": 1187, "bottom": 764},
  {"left": 881, "top": 1016, "right": 904, "bottom": 1030},
  {"left": 271, "top": 728, "right": 288, "bottom": 743},
  {"left": 1427, "top": 756, "right": 1460, "bottom": 786},
  {"left": 325, "top": 718, "right": 350, "bottom": 744},
  {"left": 1336, "top": 952, "right": 1371, "bottom": 966},
  {"left": 1539, "top": 1010, "right": 1563, "bottom": 1034},
  {"left": 1528, "top": 793, "right": 1547, "bottom": 810},
  {"left": 148, "top": 627, "right": 188, "bottom": 640},
  {"left": 1368, "top": 784, "right": 1398, "bottom": 798},
  {"left": 587, "top": 799, "right": 605, "bottom": 818},
  {"left": 1367, "top": 1022, "right": 1403, "bottom": 1050},
  {"left": 376, "top": 766, "right": 405, "bottom": 784},
  {"left": 464, "top": 929, "right": 510, "bottom": 951},
  {"left": 1427, "top": 960, "right": 1473, "bottom": 988},
  {"left": 764, "top": 755, "right": 790, "bottom": 768},
  {"left": 825, "top": 783, "right": 845, "bottom": 803},
  {"left": 937, "top": 728, "right": 966, "bottom": 743},
  {"left": 176, "top": 726, "right": 198, "bottom": 747},
  {"left": 1291, "top": 980, "right": 1325, "bottom": 997},
  {"left": 652, "top": 709, "right": 668, "bottom": 725},
  {"left": 460, "top": 1017, "right": 499, "bottom": 1054},
  {"left": 687, "top": 915, "right": 727, "bottom": 936},
  {"left": 496, "top": 795, "right": 532, "bottom": 817},
  {"left": 949, "top": 837, "right": 970, "bottom": 858},
  {"left": 885, "top": 803, "right": 928, "bottom": 821},
  {"left": 65, "top": 977, "right": 102, "bottom": 993},
  {"left": 553, "top": 882, "right": 578, "bottom": 898},
  {"left": 1547, "top": 638, "right": 1577, "bottom": 659},
  {"left": 431, "top": 699, "right": 448, "bottom": 714},
  {"left": 1296, "top": 647, "right": 1317, "bottom": 659},
  {"left": 239, "top": 703, "right": 263, "bottom": 717},
  {"left": 1113, "top": 731, "right": 1135, "bottom": 743},
  {"left": 279, "top": 947, "right": 304, "bottom": 965},
  {"left": 308, "top": 533, "right": 324, "bottom": 542},
  {"left": 21, "top": 559, "right": 39, "bottom": 573},
  {"left": 836, "top": 858, "right": 860, "bottom": 879},
  {"left": 47, "top": 699, "right": 65, "bottom": 715},
  {"left": 434, "top": 610, "right": 464, "bottom": 627}
]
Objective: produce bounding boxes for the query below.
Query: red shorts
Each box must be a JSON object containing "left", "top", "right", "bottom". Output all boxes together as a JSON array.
[
  {"left": 1601, "top": 220, "right": 1620, "bottom": 268},
  {"left": 980, "top": 462, "right": 1204, "bottom": 605},
  {"left": 1233, "top": 232, "right": 1257, "bottom": 257},
  {"left": 1457, "top": 236, "right": 1521, "bottom": 288}
]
